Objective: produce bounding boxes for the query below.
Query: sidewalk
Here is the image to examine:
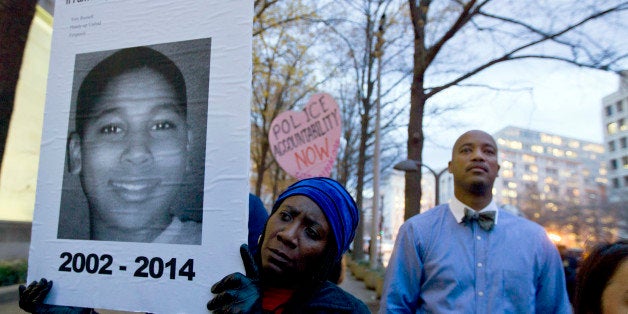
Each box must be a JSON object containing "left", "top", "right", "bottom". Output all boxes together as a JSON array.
[
  {"left": 338, "top": 268, "right": 380, "bottom": 313},
  {"left": 0, "top": 284, "right": 21, "bottom": 314},
  {"left": 2, "top": 273, "right": 381, "bottom": 314}
]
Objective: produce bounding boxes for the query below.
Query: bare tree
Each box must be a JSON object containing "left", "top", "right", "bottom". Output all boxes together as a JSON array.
[
  {"left": 404, "top": 0, "right": 628, "bottom": 220},
  {"left": 251, "top": 1, "right": 342, "bottom": 199},
  {"left": 320, "top": 0, "right": 410, "bottom": 260}
]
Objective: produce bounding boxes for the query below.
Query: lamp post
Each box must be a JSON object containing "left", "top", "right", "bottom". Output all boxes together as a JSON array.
[
  {"left": 369, "top": 13, "right": 386, "bottom": 270},
  {"left": 393, "top": 159, "right": 448, "bottom": 206}
]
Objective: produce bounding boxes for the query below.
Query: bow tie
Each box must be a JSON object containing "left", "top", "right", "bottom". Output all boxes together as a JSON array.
[{"left": 462, "top": 208, "right": 496, "bottom": 231}]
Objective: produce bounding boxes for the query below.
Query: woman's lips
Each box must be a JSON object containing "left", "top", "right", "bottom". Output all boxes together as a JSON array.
[{"left": 268, "top": 247, "right": 293, "bottom": 265}]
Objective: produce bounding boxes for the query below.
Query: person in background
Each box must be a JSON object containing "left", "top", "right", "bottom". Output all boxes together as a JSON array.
[
  {"left": 558, "top": 244, "right": 579, "bottom": 304},
  {"left": 207, "top": 177, "right": 370, "bottom": 313},
  {"left": 574, "top": 239, "right": 627, "bottom": 314},
  {"left": 248, "top": 193, "right": 269, "bottom": 254},
  {"left": 379, "top": 130, "right": 571, "bottom": 313}
]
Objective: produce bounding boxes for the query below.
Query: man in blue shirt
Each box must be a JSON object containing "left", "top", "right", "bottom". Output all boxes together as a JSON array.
[{"left": 379, "top": 130, "right": 571, "bottom": 313}]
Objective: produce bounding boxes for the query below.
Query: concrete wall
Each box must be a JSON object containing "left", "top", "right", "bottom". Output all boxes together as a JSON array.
[{"left": 0, "top": 221, "right": 31, "bottom": 260}]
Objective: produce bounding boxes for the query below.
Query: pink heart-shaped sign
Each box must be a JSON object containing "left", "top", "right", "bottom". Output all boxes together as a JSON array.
[{"left": 269, "top": 93, "right": 341, "bottom": 180}]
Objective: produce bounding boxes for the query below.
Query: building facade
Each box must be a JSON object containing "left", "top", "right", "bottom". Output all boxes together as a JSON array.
[
  {"left": 493, "top": 126, "right": 610, "bottom": 247},
  {"left": 602, "top": 71, "right": 628, "bottom": 204}
]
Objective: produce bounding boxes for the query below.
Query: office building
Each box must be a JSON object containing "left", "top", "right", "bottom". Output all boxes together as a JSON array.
[
  {"left": 602, "top": 71, "right": 628, "bottom": 204},
  {"left": 493, "top": 126, "right": 610, "bottom": 247}
]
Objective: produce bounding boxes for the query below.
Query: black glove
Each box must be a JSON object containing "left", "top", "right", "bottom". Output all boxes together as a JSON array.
[
  {"left": 207, "top": 244, "right": 261, "bottom": 313},
  {"left": 19, "top": 278, "right": 53, "bottom": 313}
]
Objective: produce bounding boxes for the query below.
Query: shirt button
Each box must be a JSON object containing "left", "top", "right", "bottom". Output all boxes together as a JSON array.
[
  {"left": 478, "top": 291, "right": 484, "bottom": 296},
  {"left": 476, "top": 236, "right": 482, "bottom": 240},
  {"left": 477, "top": 262, "right": 483, "bottom": 267}
]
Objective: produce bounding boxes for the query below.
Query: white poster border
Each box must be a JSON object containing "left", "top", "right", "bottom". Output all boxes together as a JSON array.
[{"left": 27, "top": 1, "right": 252, "bottom": 313}]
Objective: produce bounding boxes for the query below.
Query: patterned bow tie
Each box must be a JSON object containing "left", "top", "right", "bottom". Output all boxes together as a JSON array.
[{"left": 463, "top": 208, "right": 496, "bottom": 231}]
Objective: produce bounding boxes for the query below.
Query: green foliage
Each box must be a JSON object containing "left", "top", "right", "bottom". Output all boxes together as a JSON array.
[{"left": 0, "top": 259, "right": 27, "bottom": 287}]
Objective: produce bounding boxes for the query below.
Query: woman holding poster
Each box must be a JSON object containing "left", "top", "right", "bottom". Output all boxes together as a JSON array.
[{"left": 207, "top": 177, "right": 370, "bottom": 313}]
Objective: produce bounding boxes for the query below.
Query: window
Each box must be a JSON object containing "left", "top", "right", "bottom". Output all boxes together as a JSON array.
[
  {"left": 624, "top": 176, "right": 628, "bottom": 187},
  {"left": 568, "top": 140, "right": 580, "bottom": 149},
  {"left": 608, "top": 122, "right": 618, "bottom": 135},
  {"left": 612, "top": 178, "right": 620, "bottom": 189},
  {"left": 531, "top": 145, "right": 544, "bottom": 154},
  {"left": 610, "top": 159, "right": 618, "bottom": 170},
  {"left": 606, "top": 105, "right": 613, "bottom": 116},
  {"left": 609, "top": 140, "right": 616, "bottom": 152},
  {"left": 522, "top": 154, "right": 536, "bottom": 163},
  {"left": 621, "top": 137, "right": 627, "bottom": 149},
  {"left": 525, "top": 164, "right": 538, "bottom": 173},
  {"left": 617, "top": 101, "right": 624, "bottom": 112},
  {"left": 623, "top": 156, "right": 628, "bottom": 168},
  {"left": 620, "top": 118, "right": 626, "bottom": 131}
]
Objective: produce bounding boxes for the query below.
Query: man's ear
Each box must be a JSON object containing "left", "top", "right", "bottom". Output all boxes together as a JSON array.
[
  {"left": 448, "top": 161, "right": 453, "bottom": 173},
  {"left": 68, "top": 133, "right": 82, "bottom": 174}
]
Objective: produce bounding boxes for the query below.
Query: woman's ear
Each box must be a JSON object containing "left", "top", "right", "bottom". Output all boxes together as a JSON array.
[{"left": 68, "top": 132, "right": 82, "bottom": 174}]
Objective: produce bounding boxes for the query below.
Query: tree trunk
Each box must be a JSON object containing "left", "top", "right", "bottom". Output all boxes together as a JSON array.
[
  {"left": 405, "top": 0, "right": 428, "bottom": 220},
  {"left": 0, "top": 0, "right": 37, "bottom": 170}
]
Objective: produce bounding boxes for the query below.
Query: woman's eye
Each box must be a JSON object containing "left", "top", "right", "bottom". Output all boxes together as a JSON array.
[
  {"left": 100, "top": 124, "right": 123, "bottom": 134},
  {"left": 152, "top": 121, "right": 177, "bottom": 131},
  {"left": 305, "top": 227, "right": 320, "bottom": 240},
  {"left": 279, "top": 211, "right": 292, "bottom": 222}
]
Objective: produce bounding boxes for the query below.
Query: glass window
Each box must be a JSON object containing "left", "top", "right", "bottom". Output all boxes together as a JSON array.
[
  {"left": 617, "top": 101, "right": 624, "bottom": 112},
  {"left": 610, "top": 159, "right": 618, "bottom": 170},
  {"left": 609, "top": 140, "right": 616, "bottom": 152},
  {"left": 621, "top": 137, "right": 627, "bottom": 149},
  {"left": 606, "top": 105, "right": 613, "bottom": 116},
  {"left": 531, "top": 145, "right": 544, "bottom": 154},
  {"left": 620, "top": 118, "right": 626, "bottom": 131},
  {"left": 608, "top": 122, "right": 618, "bottom": 135},
  {"left": 522, "top": 154, "right": 535, "bottom": 162},
  {"left": 623, "top": 156, "right": 628, "bottom": 168},
  {"left": 612, "top": 178, "right": 620, "bottom": 189},
  {"left": 568, "top": 140, "right": 580, "bottom": 149}
]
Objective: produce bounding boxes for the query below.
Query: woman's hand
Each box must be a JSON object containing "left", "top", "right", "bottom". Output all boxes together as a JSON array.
[
  {"left": 207, "top": 244, "right": 261, "bottom": 313},
  {"left": 18, "top": 278, "right": 53, "bottom": 313}
]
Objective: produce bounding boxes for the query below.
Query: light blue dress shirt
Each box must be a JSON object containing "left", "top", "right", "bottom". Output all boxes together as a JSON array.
[{"left": 379, "top": 198, "right": 571, "bottom": 313}]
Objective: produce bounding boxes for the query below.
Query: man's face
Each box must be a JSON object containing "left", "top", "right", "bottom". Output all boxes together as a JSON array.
[
  {"left": 70, "top": 67, "right": 189, "bottom": 233},
  {"left": 260, "top": 195, "right": 330, "bottom": 285},
  {"left": 448, "top": 130, "right": 500, "bottom": 195}
]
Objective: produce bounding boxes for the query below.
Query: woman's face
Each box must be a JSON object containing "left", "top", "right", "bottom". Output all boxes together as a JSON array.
[
  {"left": 70, "top": 67, "right": 189, "bottom": 236},
  {"left": 260, "top": 195, "right": 330, "bottom": 284},
  {"left": 601, "top": 259, "right": 628, "bottom": 314}
]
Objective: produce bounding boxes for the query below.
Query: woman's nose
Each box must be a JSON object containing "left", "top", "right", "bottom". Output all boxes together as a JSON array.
[{"left": 276, "top": 223, "right": 298, "bottom": 249}]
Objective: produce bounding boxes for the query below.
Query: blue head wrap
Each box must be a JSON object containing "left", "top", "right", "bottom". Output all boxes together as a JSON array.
[{"left": 271, "top": 177, "right": 359, "bottom": 262}]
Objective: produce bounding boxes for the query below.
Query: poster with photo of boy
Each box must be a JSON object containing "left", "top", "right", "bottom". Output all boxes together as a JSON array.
[{"left": 27, "top": 1, "right": 251, "bottom": 313}]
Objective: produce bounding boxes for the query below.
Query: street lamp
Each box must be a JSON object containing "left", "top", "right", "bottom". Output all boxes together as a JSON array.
[{"left": 393, "top": 159, "right": 448, "bottom": 206}]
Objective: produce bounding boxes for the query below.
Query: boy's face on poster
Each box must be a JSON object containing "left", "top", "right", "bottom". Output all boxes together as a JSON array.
[{"left": 69, "top": 67, "right": 190, "bottom": 232}]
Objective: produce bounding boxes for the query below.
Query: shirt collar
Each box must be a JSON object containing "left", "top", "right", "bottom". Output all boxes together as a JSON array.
[{"left": 450, "top": 196, "right": 499, "bottom": 225}]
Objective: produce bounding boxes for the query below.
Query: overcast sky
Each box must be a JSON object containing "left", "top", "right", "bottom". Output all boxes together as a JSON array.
[{"left": 417, "top": 61, "right": 621, "bottom": 170}]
